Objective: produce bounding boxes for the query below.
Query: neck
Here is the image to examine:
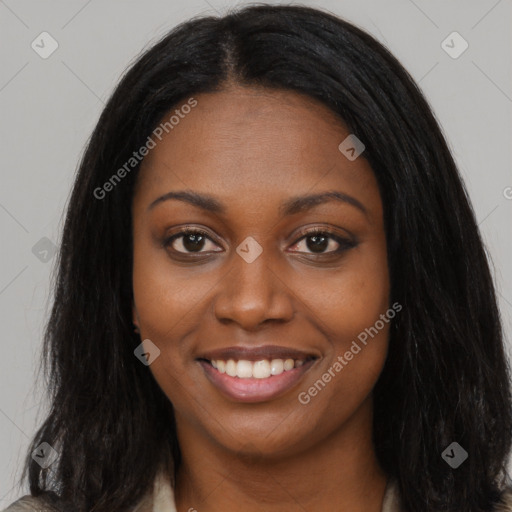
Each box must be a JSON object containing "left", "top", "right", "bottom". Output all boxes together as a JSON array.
[{"left": 173, "top": 396, "right": 388, "bottom": 512}]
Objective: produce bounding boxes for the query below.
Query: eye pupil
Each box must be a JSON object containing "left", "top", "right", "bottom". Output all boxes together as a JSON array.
[
  {"left": 183, "top": 233, "right": 205, "bottom": 252},
  {"left": 306, "top": 234, "right": 329, "bottom": 253}
]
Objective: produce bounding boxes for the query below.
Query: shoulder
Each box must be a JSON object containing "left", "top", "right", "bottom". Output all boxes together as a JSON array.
[
  {"left": 384, "top": 480, "right": 512, "bottom": 512},
  {"left": 4, "top": 485, "right": 511, "bottom": 512},
  {"left": 1, "top": 495, "right": 54, "bottom": 512},
  {"left": 0, "top": 475, "right": 165, "bottom": 512},
  {"left": 495, "top": 487, "right": 512, "bottom": 511},
  {"left": 0, "top": 493, "right": 154, "bottom": 512}
]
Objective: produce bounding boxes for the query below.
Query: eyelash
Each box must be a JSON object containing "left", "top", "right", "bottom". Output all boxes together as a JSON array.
[{"left": 163, "top": 226, "right": 356, "bottom": 257}]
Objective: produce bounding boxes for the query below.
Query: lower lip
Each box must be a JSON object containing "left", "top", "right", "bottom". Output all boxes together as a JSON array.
[{"left": 199, "top": 360, "right": 316, "bottom": 403}]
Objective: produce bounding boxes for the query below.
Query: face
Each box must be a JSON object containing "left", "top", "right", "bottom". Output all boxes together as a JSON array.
[{"left": 131, "top": 85, "right": 390, "bottom": 459}]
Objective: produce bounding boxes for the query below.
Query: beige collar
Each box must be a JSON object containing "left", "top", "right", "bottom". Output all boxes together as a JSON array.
[
  {"left": 151, "top": 471, "right": 177, "bottom": 512},
  {"left": 144, "top": 473, "right": 401, "bottom": 512}
]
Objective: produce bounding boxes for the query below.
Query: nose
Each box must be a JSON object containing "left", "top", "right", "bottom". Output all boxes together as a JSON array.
[{"left": 213, "top": 248, "right": 295, "bottom": 330}]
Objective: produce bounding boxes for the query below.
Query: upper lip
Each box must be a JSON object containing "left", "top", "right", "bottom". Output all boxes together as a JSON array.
[{"left": 197, "top": 345, "right": 319, "bottom": 362}]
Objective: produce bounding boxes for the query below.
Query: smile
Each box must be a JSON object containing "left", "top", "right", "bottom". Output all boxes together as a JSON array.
[
  {"left": 197, "top": 351, "right": 318, "bottom": 402},
  {"left": 209, "top": 357, "right": 309, "bottom": 378}
]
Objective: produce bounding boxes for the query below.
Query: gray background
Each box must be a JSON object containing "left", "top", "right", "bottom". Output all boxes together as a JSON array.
[{"left": 1, "top": 0, "right": 511, "bottom": 505}]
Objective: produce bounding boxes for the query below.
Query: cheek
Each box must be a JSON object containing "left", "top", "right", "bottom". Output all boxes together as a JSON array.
[
  {"left": 132, "top": 232, "right": 218, "bottom": 342},
  {"left": 294, "top": 237, "right": 390, "bottom": 401},
  {"left": 295, "top": 238, "right": 390, "bottom": 346},
  {"left": 131, "top": 233, "right": 227, "bottom": 411}
]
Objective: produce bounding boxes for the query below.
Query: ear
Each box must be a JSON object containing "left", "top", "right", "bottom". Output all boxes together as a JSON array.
[{"left": 132, "top": 301, "right": 140, "bottom": 332}]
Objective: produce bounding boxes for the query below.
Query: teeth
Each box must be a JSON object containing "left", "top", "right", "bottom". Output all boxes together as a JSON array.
[
  {"left": 209, "top": 357, "right": 307, "bottom": 378},
  {"left": 270, "top": 359, "right": 284, "bottom": 375},
  {"left": 236, "top": 360, "right": 253, "bottom": 378},
  {"left": 253, "top": 360, "right": 271, "bottom": 379},
  {"left": 226, "top": 359, "right": 237, "bottom": 377},
  {"left": 283, "top": 359, "right": 294, "bottom": 371}
]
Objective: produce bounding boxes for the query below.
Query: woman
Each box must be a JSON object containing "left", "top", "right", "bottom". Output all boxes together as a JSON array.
[{"left": 3, "top": 4, "right": 512, "bottom": 512}]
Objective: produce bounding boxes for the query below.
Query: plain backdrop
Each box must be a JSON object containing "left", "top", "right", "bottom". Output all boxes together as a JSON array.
[{"left": 1, "top": 0, "right": 511, "bottom": 505}]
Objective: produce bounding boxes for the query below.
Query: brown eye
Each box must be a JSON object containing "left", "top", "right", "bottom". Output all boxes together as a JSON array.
[
  {"left": 290, "top": 229, "right": 357, "bottom": 255},
  {"left": 164, "top": 229, "right": 221, "bottom": 254}
]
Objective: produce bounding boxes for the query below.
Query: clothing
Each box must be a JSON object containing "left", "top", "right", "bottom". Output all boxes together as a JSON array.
[{"left": 3, "top": 473, "right": 512, "bottom": 511}]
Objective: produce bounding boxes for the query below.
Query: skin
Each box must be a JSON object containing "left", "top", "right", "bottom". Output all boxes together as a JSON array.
[{"left": 131, "top": 84, "right": 391, "bottom": 512}]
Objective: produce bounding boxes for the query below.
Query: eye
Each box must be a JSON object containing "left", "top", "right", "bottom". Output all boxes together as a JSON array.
[
  {"left": 289, "top": 228, "right": 357, "bottom": 255},
  {"left": 164, "top": 228, "right": 222, "bottom": 254},
  {"left": 163, "top": 226, "right": 357, "bottom": 257}
]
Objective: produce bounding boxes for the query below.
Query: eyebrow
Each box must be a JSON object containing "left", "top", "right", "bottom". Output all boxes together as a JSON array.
[{"left": 148, "top": 190, "right": 368, "bottom": 218}]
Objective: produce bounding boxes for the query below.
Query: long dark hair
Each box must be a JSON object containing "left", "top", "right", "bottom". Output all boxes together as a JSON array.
[{"left": 20, "top": 4, "right": 512, "bottom": 511}]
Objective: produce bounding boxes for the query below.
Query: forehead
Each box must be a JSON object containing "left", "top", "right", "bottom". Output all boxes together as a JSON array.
[{"left": 134, "top": 85, "right": 380, "bottom": 219}]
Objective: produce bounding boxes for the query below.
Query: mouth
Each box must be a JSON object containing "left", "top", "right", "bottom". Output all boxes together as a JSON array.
[{"left": 196, "top": 345, "right": 319, "bottom": 403}]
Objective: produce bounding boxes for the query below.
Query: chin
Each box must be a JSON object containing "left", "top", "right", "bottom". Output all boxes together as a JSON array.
[{"left": 206, "top": 417, "right": 315, "bottom": 460}]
